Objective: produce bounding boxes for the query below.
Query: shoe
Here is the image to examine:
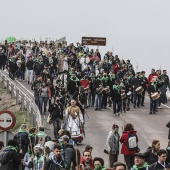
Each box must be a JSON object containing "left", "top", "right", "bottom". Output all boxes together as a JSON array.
[
  {"left": 155, "top": 109, "right": 158, "bottom": 112},
  {"left": 141, "top": 104, "right": 144, "bottom": 106},
  {"left": 127, "top": 108, "right": 130, "bottom": 111},
  {"left": 149, "top": 111, "right": 152, "bottom": 114},
  {"left": 153, "top": 111, "right": 156, "bottom": 114},
  {"left": 94, "top": 108, "right": 97, "bottom": 111},
  {"left": 133, "top": 105, "right": 136, "bottom": 108},
  {"left": 116, "top": 112, "right": 120, "bottom": 116},
  {"left": 137, "top": 106, "right": 140, "bottom": 108}
]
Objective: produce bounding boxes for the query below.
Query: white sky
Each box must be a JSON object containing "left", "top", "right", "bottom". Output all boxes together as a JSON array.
[{"left": 1, "top": 0, "right": 170, "bottom": 76}]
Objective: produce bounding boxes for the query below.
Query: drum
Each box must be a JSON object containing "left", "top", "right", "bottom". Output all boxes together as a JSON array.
[
  {"left": 127, "top": 91, "right": 131, "bottom": 98},
  {"left": 151, "top": 92, "right": 160, "bottom": 100},
  {"left": 104, "top": 86, "right": 110, "bottom": 94},
  {"left": 121, "top": 93, "right": 126, "bottom": 99},
  {"left": 135, "top": 86, "right": 144, "bottom": 94}
]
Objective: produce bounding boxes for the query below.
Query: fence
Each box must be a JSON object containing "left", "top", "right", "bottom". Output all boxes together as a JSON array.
[{"left": 0, "top": 69, "right": 42, "bottom": 127}]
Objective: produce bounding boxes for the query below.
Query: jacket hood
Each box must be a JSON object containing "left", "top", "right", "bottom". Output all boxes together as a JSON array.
[{"left": 64, "top": 143, "right": 73, "bottom": 149}]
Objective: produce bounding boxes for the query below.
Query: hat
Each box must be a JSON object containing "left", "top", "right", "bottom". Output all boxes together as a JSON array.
[
  {"left": 112, "top": 124, "right": 119, "bottom": 129},
  {"left": 134, "top": 153, "right": 145, "bottom": 159}
]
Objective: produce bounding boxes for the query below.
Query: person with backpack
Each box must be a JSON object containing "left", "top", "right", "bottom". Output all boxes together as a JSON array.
[
  {"left": 13, "top": 124, "right": 30, "bottom": 156},
  {"left": 143, "top": 140, "right": 160, "bottom": 165},
  {"left": 120, "top": 123, "right": 138, "bottom": 170},
  {"left": 104, "top": 124, "right": 120, "bottom": 168},
  {"left": 0, "top": 139, "right": 23, "bottom": 170}
]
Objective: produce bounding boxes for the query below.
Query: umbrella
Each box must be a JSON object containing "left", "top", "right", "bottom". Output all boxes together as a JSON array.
[{"left": 5, "top": 36, "right": 16, "bottom": 43}]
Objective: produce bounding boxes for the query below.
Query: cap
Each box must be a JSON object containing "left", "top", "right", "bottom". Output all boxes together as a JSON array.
[
  {"left": 112, "top": 124, "right": 119, "bottom": 129},
  {"left": 134, "top": 153, "right": 145, "bottom": 159}
]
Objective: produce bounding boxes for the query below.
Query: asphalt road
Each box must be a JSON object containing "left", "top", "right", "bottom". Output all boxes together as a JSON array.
[{"left": 15, "top": 78, "right": 170, "bottom": 167}]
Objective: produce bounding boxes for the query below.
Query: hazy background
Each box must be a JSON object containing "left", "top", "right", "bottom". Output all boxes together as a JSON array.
[{"left": 1, "top": 0, "right": 170, "bottom": 76}]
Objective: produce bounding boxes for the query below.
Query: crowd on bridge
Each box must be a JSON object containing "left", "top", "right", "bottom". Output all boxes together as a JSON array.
[{"left": 0, "top": 39, "right": 170, "bottom": 170}]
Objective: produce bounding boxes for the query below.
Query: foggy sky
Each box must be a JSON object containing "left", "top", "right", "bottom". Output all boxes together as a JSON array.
[{"left": 1, "top": 0, "right": 170, "bottom": 75}]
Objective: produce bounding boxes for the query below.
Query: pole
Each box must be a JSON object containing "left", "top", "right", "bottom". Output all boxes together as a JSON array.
[{"left": 4, "top": 131, "right": 7, "bottom": 147}]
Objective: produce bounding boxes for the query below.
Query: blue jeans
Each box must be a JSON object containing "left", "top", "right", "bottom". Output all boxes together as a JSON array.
[
  {"left": 150, "top": 98, "right": 157, "bottom": 112},
  {"left": 39, "top": 97, "right": 48, "bottom": 114},
  {"left": 94, "top": 94, "right": 103, "bottom": 109}
]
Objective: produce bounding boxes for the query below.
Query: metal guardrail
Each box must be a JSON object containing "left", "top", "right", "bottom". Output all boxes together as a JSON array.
[{"left": 0, "top": 70, "right": 42, "bottom": 127}]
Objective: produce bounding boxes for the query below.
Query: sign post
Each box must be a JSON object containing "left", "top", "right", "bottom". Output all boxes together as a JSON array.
[
  {"left": 82, "top": 37, "right": 106, "bottom": 46},
  {"left": 0, "top": 110, "right": 16, "bottom": 147}
]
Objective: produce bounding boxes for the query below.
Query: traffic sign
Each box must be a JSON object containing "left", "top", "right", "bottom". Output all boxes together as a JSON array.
[
  {"left": 82, "top": 37, "right": 106, "bottom": 46},
  {"left": 0, "top": 110, "right": 16, "bottom": 131}
]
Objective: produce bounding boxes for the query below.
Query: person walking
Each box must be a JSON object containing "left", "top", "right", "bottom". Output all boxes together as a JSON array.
[
  {"left": 120, "top": 123, "right": 138, "bottom": 169},
  {"left": 104, "top": 124, "right": 120, "bottom": 168},
  {"left": 39, "top": 81, "right": 51, "bottom": 114}
]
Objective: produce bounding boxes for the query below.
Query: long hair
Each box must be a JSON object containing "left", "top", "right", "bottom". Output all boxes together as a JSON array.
[
  {"left": 152, "top": 140, "right": 160, "bottom": 154},
  {"left": 124, "top": 123, "right": 134, "bottom": 131}
]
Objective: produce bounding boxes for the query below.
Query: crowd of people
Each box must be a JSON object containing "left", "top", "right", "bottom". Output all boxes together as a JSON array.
[{"left": 0, "top": 39, "right": 170, "bottom": 170}]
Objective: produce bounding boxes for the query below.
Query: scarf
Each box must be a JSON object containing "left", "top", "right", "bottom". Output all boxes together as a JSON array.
[
  {"left": 151, "top": 82, "right": 157, "bottom": 91},
  {"left": 102, "top": 76, "right": 109, "bottom": 82},
  {"left": 70, "top": 77, "right": 79, "bottom": 82},
  {"left": 109, "top": 74, "right": 116, "bottom": 81},
  {"left": 18, "top": 128, "right": 27, "bottom": 133},
  {"left": 6, "top": 146, "right": 17, "bottom": 152},
  {"left": 133, "top": 162, "right": 148, "bottom": 170},
  {"left": 113, "top": 85, "right": 120, "bottom": 93}
]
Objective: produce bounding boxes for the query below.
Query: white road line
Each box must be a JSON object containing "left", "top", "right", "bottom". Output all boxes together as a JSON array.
[{"left": 145, "top": 96, "right": 170, "bottom": 109}]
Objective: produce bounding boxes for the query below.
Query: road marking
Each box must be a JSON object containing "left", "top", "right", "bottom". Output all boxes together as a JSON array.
[{"left": 145, "top": 96, "right": 170, "bottom": 109}]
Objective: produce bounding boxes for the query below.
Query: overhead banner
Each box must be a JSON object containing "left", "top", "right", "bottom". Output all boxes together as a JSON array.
[
  {"left": 82, "top": 37, "right": 106, "bottom": 46},
  {"left": 57, "top": 36, "right": 66, "bottom": 43}
]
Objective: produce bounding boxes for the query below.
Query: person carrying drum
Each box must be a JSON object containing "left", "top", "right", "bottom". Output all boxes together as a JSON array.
[
  {"left": 131, "top": 72, "right": 143, "bottom": 108},
  {"left": 148, "top": 77, "right": 164, "bottom": 114}
]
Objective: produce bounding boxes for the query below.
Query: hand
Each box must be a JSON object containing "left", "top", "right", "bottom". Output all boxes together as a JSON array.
[
  {"left": 31, "top": 154, "right": 34, "bottom": 160},
  {"left": 19, "top": 149, "right": 23, "bottom": 154}
]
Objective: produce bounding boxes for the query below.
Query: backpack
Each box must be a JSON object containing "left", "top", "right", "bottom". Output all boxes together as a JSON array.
[
  {"left": 0, "top": 150, "right": 12, "bottom": 166},
  {"left": 126, "top": 132, "right": 138, "bottom": 150}
]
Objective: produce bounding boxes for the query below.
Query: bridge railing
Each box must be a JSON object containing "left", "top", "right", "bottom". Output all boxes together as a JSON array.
[{"left": 0, "top": 69, "right": 42, "bottom": 127}]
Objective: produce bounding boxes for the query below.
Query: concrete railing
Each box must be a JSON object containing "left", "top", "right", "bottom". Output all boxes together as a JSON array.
[{"left": 0, "top": 69, "right": 42, "bottom": 127}]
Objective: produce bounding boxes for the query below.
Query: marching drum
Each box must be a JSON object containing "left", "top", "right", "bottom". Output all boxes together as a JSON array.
[
  {"left": 127, "top": 91, "right": 131, "bottom": 98},
  {"left": 135, "top": 86, "right": 144, "bottom": 94},
  {"left": 151, "top": 92, "right": 160, "bottom": 100}
]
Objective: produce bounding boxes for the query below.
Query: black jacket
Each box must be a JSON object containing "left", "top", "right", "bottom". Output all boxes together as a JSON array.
[
  {"left": 48, "top": 102, "right": 64, "bottom": 120},
  {"left": 131, "top": 76, "right": 142, "bottom": 89},
  {"left": 0, "top": 148, "right": 22, "bottom": 170},
  {"left": 26, "top": 60, "right": 34, "bottom": 70},
  {"left": 44, "top": 156, "right": 68, "bottom": 170},
  {"left": 63, "top": 144, "right": 74, "bottom": 168},
  {"left": 13, "top": 132, "right": 30, "bottom": 155},
  {"left": 143, "top": 147, "right": 158, "bottom": 165}
]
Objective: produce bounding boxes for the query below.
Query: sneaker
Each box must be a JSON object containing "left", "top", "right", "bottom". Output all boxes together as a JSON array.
[
  {"left": 149, "top": 111, "right": 152, "bottom": 114},
  {"left": 153, "top": 111, "right": 156, "bottom": 114},
  {"left": 116, "top": 112, "right": 120, "bottom": 116},
  {"left": 94, "top": 108, "right": 97, "bottom": 111}
]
